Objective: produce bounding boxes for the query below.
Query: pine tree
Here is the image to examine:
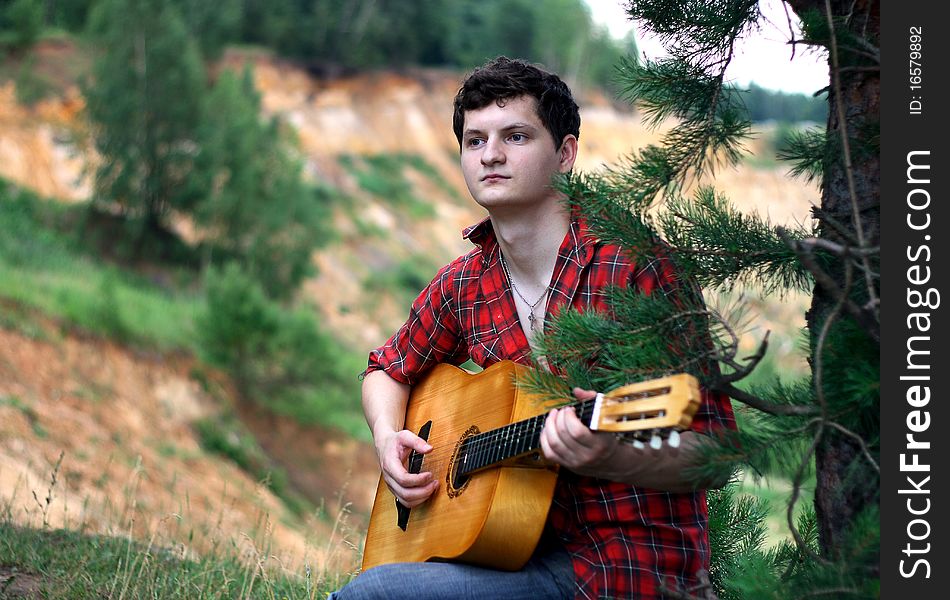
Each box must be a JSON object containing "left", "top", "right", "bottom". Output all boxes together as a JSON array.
[
  {"left": 191, "top": 66, "right": 330, "bottom": 299},
  {"left": 82, "top": 0, "right": 205, "bottom": 251},
  {"left": 527, "top": 1, "right": 879, "bottom": 597},
  {"left": 0, "top": 0, "right": 44, "bottom": 52}
]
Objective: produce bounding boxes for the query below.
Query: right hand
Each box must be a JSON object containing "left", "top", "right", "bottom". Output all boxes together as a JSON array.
[{"left": 376, "top": 429, "right": 439, "bottom": 508}]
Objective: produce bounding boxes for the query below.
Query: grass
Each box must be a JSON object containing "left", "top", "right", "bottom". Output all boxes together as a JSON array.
[
  {"left": 0, "top": 446, "right": 359, "bottom": 599},
  {"left": 0, "top": 180, "right": 202, "bottom": 353},
  {"left": 0, "top": 264, "right": 202, "bottom": 352},
  {"left": 0, "top": 487, "right": 350, "bottom": 599},
  {"left": 0, "top": 523, "right": 319, "bottom": 599},
  {"left": 0, "top": 394, "right": 47, "bottom": 438},
  {"left": 337, "top": 153, "right": 442, "bottom": 219}
]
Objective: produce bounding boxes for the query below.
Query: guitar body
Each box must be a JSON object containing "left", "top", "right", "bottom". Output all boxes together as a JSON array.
[{"left": 361, "top": 361, "right": 558, "bottom": 572}]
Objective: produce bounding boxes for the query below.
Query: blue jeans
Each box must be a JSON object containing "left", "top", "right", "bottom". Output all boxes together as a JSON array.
[{"left": 328, "top": 540, "right": 574, "bottom": 600}]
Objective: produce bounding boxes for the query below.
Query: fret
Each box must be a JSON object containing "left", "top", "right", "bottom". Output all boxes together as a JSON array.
[
  {"left": 488, "top": 429, "right": 501, "bottom": 465},
  {"left": 472, "top": 436, "right": 486, "bottom": 472},
  {"left": 517, "top": 419, "right": 527, "bottom": 455}
]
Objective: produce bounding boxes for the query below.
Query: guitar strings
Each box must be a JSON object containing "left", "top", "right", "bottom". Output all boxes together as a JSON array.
[
  {"left": 462, "top": 398, "right": 598, "bottom": 471},
  {"left": 467, "top": 400, "right": 594, "bottom": 453},
  {"left": 461, "top": 394, "right": 672, "bottom": 471}
]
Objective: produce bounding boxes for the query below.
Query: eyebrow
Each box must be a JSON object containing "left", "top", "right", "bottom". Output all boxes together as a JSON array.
[{"left": 463, "top": 122, "right": 539, "bottom": 137}]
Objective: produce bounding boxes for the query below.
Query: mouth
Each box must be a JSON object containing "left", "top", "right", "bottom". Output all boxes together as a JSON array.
[{"left": 481, "top": 174, "right": 510, "bottom": 182}]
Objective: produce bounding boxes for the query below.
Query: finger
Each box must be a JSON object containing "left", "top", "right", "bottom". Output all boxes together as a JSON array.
[
  {"left": 386, "top": 464, "right": 434, "bottom": 489},
  {"left": 539, "top": 416, "right": 561, "bottom": 462},
  {"left": 549, "top": 408, "right": 587, "bottom": 454},
  {"left": 395, "top": 430, "right": 433, "bottom": 457},
  {"left": 558, "top": 407, "right": 599, "bottom": 448},
  {"left": 541, "top": 410, "right": 571, "bottom": 461},
  {"left": 391, "top": 478, "right": 439, "bottom": 508},
  {"left": 572, "top": 387, "right": 598, "bottom": 401},
  {"left": 551, "top": 408, "right": 612, "bottom": 467}
]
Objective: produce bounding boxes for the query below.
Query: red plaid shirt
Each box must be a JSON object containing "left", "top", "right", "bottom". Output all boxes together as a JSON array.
[{"left": 366, "top": 215, "right": 736, "bottom": 599}]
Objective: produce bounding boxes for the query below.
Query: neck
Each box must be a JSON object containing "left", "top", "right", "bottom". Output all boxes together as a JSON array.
[{"left": 490, "top": 200, "right": 570, "bottom": 282}]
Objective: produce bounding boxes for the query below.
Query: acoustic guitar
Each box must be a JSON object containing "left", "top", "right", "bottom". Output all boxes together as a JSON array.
[{"left": 361, "top": 360, "right": 701, "bottom": 572}]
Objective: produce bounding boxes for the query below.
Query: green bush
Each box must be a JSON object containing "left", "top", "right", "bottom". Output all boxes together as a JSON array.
[
  {"left": 338, "top": 153, "right": 436, "bottom": 219},
  {"left": 0, "top": 0, "right": 44, "bottom": 51},
  {"left": 193, "top": 413, "right": 308, "bottom": 516},
  {"left": 14, "top": 56, "right": 54, "bottom": 105},
  {"left": 363, "top": 254, "right": 440, "bottom": 308},
  {"left": 196, "top": 263, "right": 366, "bottom": 437},
  {"left": 0, "top": 180, "right": 200, "bottom": 351}
]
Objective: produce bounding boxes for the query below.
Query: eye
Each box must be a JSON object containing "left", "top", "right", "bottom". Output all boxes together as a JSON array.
[
  {"left": 508, "top": 133, "right": 527, "bottom": 143},
  {"left": 466, "top": 137, "right": 485, "bottom": 148}
]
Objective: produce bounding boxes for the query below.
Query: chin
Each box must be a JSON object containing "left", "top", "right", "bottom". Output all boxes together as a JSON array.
[{"left": 471, "top": 191, "right": 511, "bottom": 209}]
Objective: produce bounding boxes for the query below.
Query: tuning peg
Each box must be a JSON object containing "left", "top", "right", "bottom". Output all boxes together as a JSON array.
[
  {"left": 667, "top": 430, "right": 680, "bottom": 448},
  {"left": 632, "top": 439, "right": 645, "bottom": 449},
  {"left": 649, "top": 433, "right": 662, "bottom": 450}
]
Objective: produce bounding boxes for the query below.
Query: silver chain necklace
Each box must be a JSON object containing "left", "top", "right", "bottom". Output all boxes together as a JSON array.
[{"left": 499, "top": 253, "right": 550, "bottom": 333}]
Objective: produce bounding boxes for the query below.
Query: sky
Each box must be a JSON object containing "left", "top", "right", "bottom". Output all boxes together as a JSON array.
[{"left": 584, "top": 0, "right": 829, "bottom": 95}]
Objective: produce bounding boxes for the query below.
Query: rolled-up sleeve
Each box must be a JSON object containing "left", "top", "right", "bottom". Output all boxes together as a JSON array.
[{"left": 363, "top": 263, "right": 468, "bottom": 385}]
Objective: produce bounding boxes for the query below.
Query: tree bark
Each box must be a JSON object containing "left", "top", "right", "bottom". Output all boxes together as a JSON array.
[{"left": 786, "top": 0, "right": 880, "bottom": 561}]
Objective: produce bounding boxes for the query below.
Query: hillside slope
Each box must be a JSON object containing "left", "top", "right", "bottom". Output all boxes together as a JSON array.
[{"left": 0, "top": 314, "right": 371, "bottom": 575}]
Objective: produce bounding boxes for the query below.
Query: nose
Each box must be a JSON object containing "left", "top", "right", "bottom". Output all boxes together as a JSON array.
[{"left": 480, "top": 136, "right": 505, "bottom": 166}]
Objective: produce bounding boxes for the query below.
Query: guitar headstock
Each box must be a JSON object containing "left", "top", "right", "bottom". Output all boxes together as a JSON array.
[{"left": 588, "top": 373, "right": 701, "bottom": 449}]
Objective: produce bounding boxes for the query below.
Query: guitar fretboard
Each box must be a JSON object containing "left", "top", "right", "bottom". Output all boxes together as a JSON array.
[{"left": 457, "top": 398, "right": 597, "bottom": 476}]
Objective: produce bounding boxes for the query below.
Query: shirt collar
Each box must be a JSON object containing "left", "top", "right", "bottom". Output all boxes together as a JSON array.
[{"left": 461, "top": 206, "right": 598, "bottom": 265}]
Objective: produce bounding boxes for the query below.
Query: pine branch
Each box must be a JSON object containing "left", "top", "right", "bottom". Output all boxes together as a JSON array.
[
  {"left": 776, "top": 127, "right": 827, "bottom": 182},
  {"left": 718, "top": 331, "right": 768, "bottom": 384},
  {"left": 714, "top": 383, "right": 817, "bottom": 417},
  {"left": 779, "top": 228, "right": 879, "bottom": 342},
  {"left": 809, "top": 207, "right": 859, "bottom": 246},
  {"left": 787, "top": 426, "right": 830, "bottom": 567},
  {"left": 614, "top": 1, "right": 758, "bottom": 200},
  {"left": 799, "top": 587, "right": 865, "bottom": 598},
  {"left": 825, "top": 421, "right": 880, "bottom": 474},
  {"left": 797, "top": 237, "right": 878, "bottom": 258},
  {"left": 659, "top": 569, "right": 719, "bottom": 600},
  {"left": 660, "top": 188, "right": 813, "bottom": 293}
]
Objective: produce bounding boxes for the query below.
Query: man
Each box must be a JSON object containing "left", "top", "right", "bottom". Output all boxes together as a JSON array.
[{"left": 334, "top": 56, "right": 735, "bottom": 599}]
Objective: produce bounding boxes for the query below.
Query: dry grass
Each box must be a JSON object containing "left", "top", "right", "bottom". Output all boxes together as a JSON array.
[{"left": 0, "top": 449, "right": 361, "bottom": 598}]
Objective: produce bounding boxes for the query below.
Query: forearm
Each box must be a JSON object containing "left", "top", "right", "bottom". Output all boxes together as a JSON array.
[
  {"left": 362, "top": 369, "right": 411, "bottom": 453},
  {"left": 362, "top": 369, "right": 438, "bottom": 507},
  {"left": 593, "top": 431, "right": 726, "bottom": 493}
]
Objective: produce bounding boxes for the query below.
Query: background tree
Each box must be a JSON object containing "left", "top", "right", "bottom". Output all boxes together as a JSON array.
[
  {"left": 0, "top": 0, "right": 44, "bottom": 52},
  {"left": 83, "top": 0, "right": 205, "bottom": 252},
  {"left": 171, "top": 0, "right": 242, "bottom": 60},
  {"left": 527, "top": 1, "right": 880, "bottom": 597},
  {"left": 191, "top": 66, "right": 331, "bottom": 299}
]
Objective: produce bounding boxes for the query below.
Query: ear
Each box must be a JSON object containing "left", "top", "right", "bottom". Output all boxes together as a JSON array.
[{"left": 557, "top": 135, "right": 579, "bottom": 173}]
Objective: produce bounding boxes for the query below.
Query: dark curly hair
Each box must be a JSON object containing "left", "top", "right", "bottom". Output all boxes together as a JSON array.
[{"left": 452, "top": 56, "right": 580, "bottom": 151}]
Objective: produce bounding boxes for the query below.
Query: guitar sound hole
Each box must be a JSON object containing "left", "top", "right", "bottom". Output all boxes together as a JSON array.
[
  {"left": 446, "top": 427, "right": 478, "bottom": 498},
  {"left": 452, "top": 462, "right": 470, "bottom": 490}
]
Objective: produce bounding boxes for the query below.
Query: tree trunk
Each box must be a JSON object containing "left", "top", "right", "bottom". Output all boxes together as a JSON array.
[{"left": 787, "top": 0, "right": 880, "bottom": 560}]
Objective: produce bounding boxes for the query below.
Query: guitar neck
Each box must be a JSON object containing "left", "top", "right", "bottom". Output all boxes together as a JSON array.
[{"left": 457, "top": 397, "right": 595, "bottom": 477}]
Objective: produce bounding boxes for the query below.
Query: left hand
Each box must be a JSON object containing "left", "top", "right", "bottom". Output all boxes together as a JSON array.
[{"left": 539, "top": 387, "right": 621, "bottom": 477}]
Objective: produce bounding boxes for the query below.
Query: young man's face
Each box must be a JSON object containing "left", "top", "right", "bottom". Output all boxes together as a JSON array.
[{"left": 459, "top": 95, "right": 576, "bottom": 212}]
